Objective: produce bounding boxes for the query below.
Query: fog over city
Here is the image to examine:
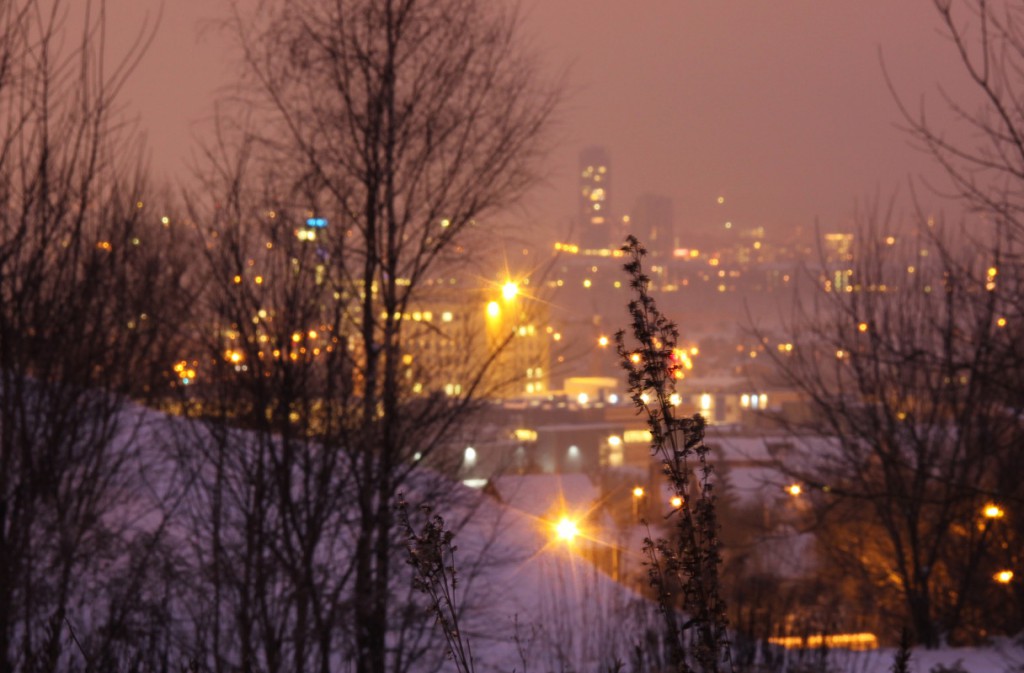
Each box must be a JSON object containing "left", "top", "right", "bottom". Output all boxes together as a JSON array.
[
  {"left": 121, "top": 0, "right": 978, "bottom": 237},
  {"left": 2, "top": 1, "right": 1023, "bottom": 672}
]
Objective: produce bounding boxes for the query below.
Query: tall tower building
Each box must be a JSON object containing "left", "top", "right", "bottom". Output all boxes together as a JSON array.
[
  {"left": 630, "top": 193, "right": 675, "bottom": 256},
  {"left": 578, "top": 146, "right": 611, "bottom": 250}
]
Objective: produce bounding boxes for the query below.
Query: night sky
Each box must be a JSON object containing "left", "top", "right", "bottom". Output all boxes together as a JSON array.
[{"left": 114, "top": 0, "right": 981, "bottom": 243}]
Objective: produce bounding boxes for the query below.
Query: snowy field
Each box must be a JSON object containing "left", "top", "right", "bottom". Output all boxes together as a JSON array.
[{"left": 444, "top": 474, "right": 1024, "bottom": 673}]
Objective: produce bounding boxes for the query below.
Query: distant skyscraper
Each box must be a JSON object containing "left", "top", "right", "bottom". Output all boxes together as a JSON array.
[
  {"left": 578, "top": 146, "right": 611, "bottom": 250},
  {"left": 630, "top": 193, "right": 674, "bottom": 256}
]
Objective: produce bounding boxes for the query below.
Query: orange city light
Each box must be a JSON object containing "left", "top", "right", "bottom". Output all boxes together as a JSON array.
[
  {"left": 632, "top": 486, "right": 645, "bottom": 498},
  {"left": 983, "top": 503, "right": 1005, "bottom": 520},
  {"left": 554, "top": 517, "right": 579, "bottom": 543},
  {"left": 995, "top": 570, "right": 1014, "bottom": 584},
  {"left": 501, "top": 281, "right": 519, "bottom": 301},
  {"left": 769, "top": 633, "right": 877, "bottom": 651},
  {"left": 786, "top": 484, "right": 802, "bottom": 497},
  {"left": 670, "top": 496, "right": 683, "bottom": 508}
]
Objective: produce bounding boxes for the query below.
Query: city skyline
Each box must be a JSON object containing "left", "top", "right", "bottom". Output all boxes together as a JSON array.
[{"left": 117, "top": 0, "right": 981, "bottom": 243}]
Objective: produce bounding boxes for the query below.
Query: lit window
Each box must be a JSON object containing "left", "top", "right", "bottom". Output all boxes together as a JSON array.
[
  {"left": 623, "top": 430, "right": 652, "bottom": 444},
  {"left": 607, "top": 436, "right": 623, "bottom": 467}
]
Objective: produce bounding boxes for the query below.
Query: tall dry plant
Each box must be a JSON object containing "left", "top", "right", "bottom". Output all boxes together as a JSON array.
[{"left": 615, "top": 235, "right": 731, "bottom": 673}]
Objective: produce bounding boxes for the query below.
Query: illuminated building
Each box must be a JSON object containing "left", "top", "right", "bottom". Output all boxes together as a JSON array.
[
  {"left": 626, "top": 193, "right": 675, "bottom": 287},
  {"left": 822, "top": 232, "right": 854, "bottom": 262},
  {"left": 398, "top": 281, "right": 551, "bottom": 400},
  {"left": 579, "top": 146, "right": 611, "bottom": 250}
]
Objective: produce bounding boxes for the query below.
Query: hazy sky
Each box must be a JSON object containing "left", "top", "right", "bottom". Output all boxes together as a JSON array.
[{"left": 114, "top": 0, "right": 981, "bottom": 244}]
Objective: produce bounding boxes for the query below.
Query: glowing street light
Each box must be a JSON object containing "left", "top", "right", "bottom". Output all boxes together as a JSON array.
[
  {"left": 554, "top": 517, "right": 579, "bottom": 543},
  {"left": 631, "top": 486, "right": 646, "bottom": 519},
  {"left": 670, "top": 496, "right": 683, "bottom": 508},
  {"left": 502, "top": 281, "right": 519, "bottom": 301},
  {"left": 786, "top": 484, "right": 802, "bottom": 497},
  {"left": 486, "top": 301, "right": 500, "bottom": 319},
  {"left": 995, "top": 570, "right": 1014, "bottom": 584},
  {"left": 597, "top": 335, "right": 609, "bottom": 347},
  {"left": 983, "top": 503, "right": 1005, "bottom": 520}
]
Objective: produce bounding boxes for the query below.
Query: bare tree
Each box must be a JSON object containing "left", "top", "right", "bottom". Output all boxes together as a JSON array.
[
  {"left": 173, "top": 1, "right": 557, "bottom": 671},
  {"left": 758, "top": 204, "right": 1023, "bottom": 646},
  {"left": 169, "top": 143, "right": 368, "bottom": 673},
  {"left": 895, "top": 2, "right": 1024, "bottom": 240},
  {"left": 886, "top": 0, "right": 1024, "bottom": 637},
  {"left": 893, "top": 0, "right": 1024, "bottom": 415},
  {"left": 0, "top": 2, "right": 191, "bottom": 671}
]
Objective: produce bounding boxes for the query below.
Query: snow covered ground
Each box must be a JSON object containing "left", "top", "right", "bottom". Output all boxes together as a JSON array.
[
  {"left": 29, "top": 395, "right": 1021, "bottom": 672},
  {"left": 777, "top": 639, "right": 1024, "bottom": 673},
  {"left": 418, "top": 475, "right": 660, "bottom": 671},
  {"left": 430, "top": 474, "right": 1024, "bottom": 672}
]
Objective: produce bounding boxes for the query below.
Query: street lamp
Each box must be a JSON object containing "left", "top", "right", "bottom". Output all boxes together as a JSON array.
[
  {"left": 554, "top": 517, "right": 579, "bottom": 544},
  {"left": 502, "top": 281, "right": 519, "bottom": 301},
  {"left": 632, "top": 486, "right": 645, "bottom": 519},
  {"left": 983, "top": 503, "right": 1005, "bottom": 520}
]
